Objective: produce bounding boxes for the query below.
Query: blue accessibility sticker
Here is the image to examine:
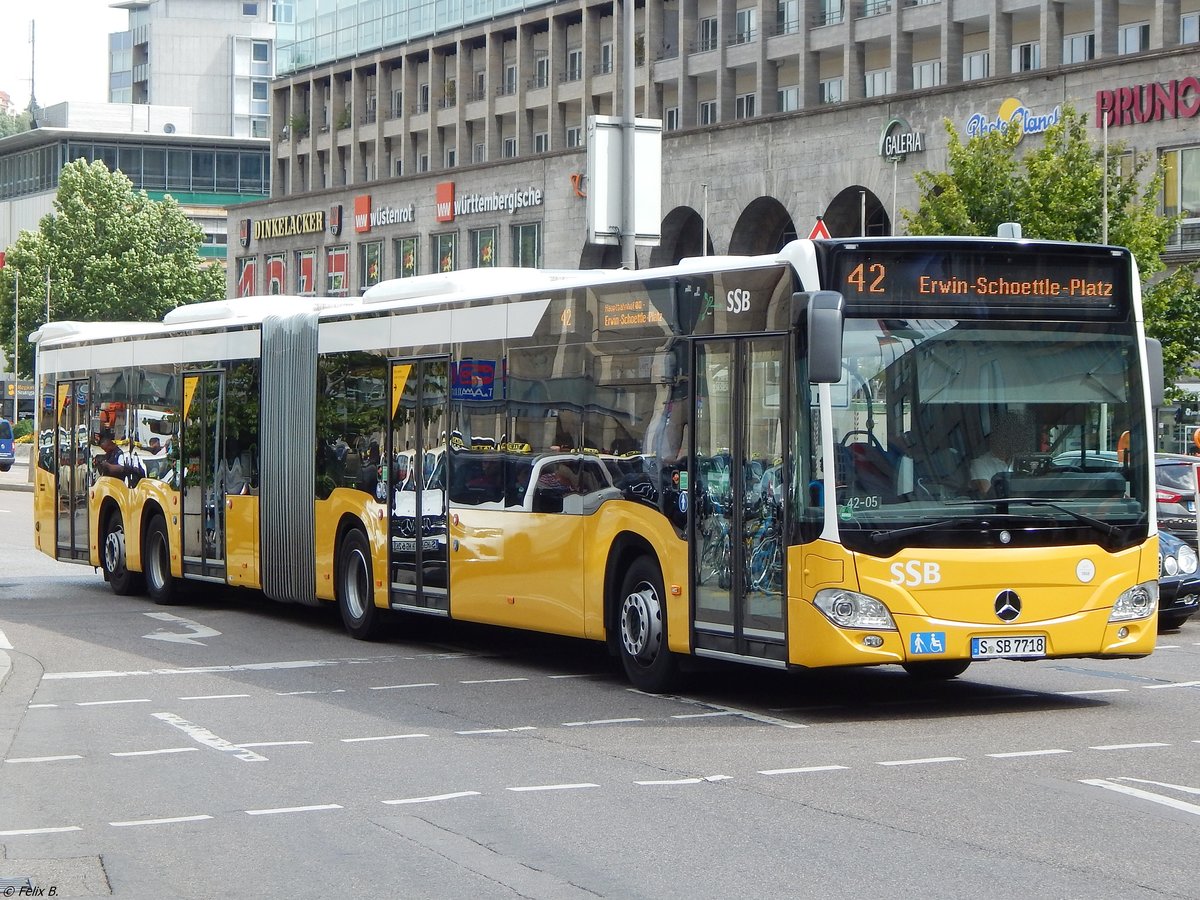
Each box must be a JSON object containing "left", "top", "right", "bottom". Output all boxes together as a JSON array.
[{"left": 909, "top": 632, "right": 946, "bottom": 655}]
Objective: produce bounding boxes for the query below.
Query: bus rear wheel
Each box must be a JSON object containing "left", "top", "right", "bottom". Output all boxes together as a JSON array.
[
  {"left": 618, "top": 557, "right": 679, "bottom": 693},
  {"left": 338, "top": 528, "right": 382, "bottom": 640},
  {"left": 102, "top": 509, "right": 143, "bottom": 596},
  {"left": 144, "top": 514, "right": 178, "bottom": 605},
  {"left": 902, "top": 659, "right": 971, "bottom": 680}
]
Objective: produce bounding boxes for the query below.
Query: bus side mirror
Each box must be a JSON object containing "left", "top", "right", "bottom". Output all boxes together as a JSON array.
[
  {"left": 1145, "top": 337, "right": 1164, "bottom": 408},
  {"left": 795, "top": 290, "right": 845, "bottom": 384}
]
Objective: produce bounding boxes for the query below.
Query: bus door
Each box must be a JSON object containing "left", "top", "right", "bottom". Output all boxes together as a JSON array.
[
  {"left": 691, "top": 337, "right": 787, "bottom": 666},
  {"left": 54, "top": 379, "right": 90, "bottom": 563},
  {"left": 180, "top": 371, "right": 226, "bottom": 580},
  {"left": 388, "top": 358, "right": 450, "bottom": 614}
]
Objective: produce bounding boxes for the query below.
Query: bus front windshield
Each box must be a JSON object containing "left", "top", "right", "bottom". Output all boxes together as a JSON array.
[{"left": 824, "top": 318, "right": 1150, "bottom": 554}]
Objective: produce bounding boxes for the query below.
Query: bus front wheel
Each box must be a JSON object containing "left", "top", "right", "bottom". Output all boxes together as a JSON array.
[
  {"left": 144, "top": 514, "right": 178, "bottom": 605},
  {"left": 338, "top": 528, "right": 382, "bottom": 640},
  {"left": 902, "top": 659, "right": 971, "bottom": 680},
  {"left": 102, "top": 509, "right": 142, "bottom": 596},
  {"left": 617, "top": 557, "right": 679, "bottom": 693}
]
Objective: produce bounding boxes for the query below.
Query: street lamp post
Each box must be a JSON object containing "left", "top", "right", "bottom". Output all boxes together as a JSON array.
[{"left": 12, "top": 270, "right": 19, "bottom": 422}]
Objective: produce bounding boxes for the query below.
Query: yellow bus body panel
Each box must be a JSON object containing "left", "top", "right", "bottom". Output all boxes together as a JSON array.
[
  {"left": 225, "top": 494, "right": 260, "bottom": 588},
  {"left": 314, "top": 489, "right": 389, "bottom": 604},
  {"left": 33, "top": 465, "right": 56, "bottom": 556},
  {"left": 789, "top": 539, "right": 1159, "bottom": 667}
]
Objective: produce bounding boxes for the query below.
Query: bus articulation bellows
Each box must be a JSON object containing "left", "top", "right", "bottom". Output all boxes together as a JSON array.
[{"left": 30, "top": 236, "right": 1163, "bottom": 690}]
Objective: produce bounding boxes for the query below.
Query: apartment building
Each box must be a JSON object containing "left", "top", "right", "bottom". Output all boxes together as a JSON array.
[{"left": 227, "top": 0, "right": 1200, "bottom": 297}]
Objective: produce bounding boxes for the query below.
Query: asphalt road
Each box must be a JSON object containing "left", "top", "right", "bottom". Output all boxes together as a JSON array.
[{"left": 1, "top": 487, "right": 1198, "bottom": 899}]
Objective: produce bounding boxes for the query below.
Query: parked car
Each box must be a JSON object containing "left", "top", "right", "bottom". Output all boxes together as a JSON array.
[
  {"left": 1158, "top": 528, "right": 1200, "bottom": 630},
  {"left": 0, "top": 417, "right": 14, "bottom": 472},
  {"left": 1155, "top": 453, "right": 1199, "bottom": 549}
]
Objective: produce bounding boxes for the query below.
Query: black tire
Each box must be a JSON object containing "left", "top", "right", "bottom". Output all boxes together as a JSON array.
[
  {"left": 0, "top": 464, "right": 10, "bottom": 473},
  {"left": 338, "top": 528, "right": 383, "bottom": 640},
  {"left": 144, "top": 514, "right": 179, "bottom": 605},
  {"left": 617, "top": 556, "right": 680, "bottom": 692},
  {"left": 101, "top": 508, "right": 143, "bottom": 596},
  {"left": 1158, "top": 614, "right": 1189, "bottom": 632},
  {"left": 902, "top": 659, "right": 971, "bottom": 680}
]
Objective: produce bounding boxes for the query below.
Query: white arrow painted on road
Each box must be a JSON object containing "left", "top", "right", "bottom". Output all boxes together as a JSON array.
[{"left": 143, "top": 612, "right": 221, "bottom": 646}]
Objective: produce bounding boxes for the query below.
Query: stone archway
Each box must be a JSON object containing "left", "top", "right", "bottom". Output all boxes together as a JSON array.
[
  {"left": 648, "top": 206, "right": 711, "bottom": 267},
  {"left": 823, "top": 186, "right": 890, "bottom": 237},
  {"left": 578, "top": 243, "right": 623, "bottom": 269},
  {"left": 729, "top": 197, "right": 797, "bottom": 255}
]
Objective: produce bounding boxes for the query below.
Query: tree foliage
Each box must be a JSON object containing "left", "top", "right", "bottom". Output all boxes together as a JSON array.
[
  {"left": 903, "top": 104, "right": 1197, "bottom": 396},
  {"left": 0, "top": 108, "right": 33, "bottom": 138},
  {"left": 0, "top": 159, "right": 225, "bottom": 375}
]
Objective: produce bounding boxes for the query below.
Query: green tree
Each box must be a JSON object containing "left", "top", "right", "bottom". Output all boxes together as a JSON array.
[
  {"left": 0, "top": 159, "right": 225, "bottom": 375},
  {"left": 0, "top": 108, "right": 33, "bottom": 138},
  {"left": 903, "top": 104, "right": 1196, "bottom": 394}
]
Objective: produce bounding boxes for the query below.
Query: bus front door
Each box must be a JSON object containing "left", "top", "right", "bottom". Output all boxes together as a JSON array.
[
  {"left": 54, "top": 379, "right": 90, "bottom": 563},
  {"left": 180, "top": 371, "right": 226, "bottom": 581},
  {"left": 691, "top": 337, "right": 787, "bottom": 666},
  {"left": 388, "top": 358, "right": 450, "bottom": 615}
]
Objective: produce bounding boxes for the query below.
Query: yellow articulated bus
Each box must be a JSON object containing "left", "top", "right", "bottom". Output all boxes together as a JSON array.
[{"left": 31, "top": 235, "right": 1163, "bottom": 690}]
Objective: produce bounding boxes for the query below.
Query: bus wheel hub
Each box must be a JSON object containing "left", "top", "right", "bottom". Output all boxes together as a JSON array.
[{"left": 620, "top": 585, "right": 662, "bottom": 662}]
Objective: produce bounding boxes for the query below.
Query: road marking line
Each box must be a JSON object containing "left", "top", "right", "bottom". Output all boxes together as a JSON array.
[
  {"left": 383, "top": 791, "right": 482, "bottom": 805},
  {"left": 547, "top": 673, "right": 602, "bottom": 679},
  {"left": 111, "top": 748, "right": 199, "bottom": 757},
  {"left": 340, "top": 733, "right": 428, "bottom": 743},
  {"left": 5, "top": 755, "right": 83, "bottom": 764},
  {"left": 152, "top": 712, "right": 268, "bottom": 762},
  {"left": 563, "top": 718, "right": 643, "bottom": 727},
  {"left": 1089, "top": 742, "right": 1170, "bottom": 750},
  {"left": 635, "top": 775, "right": 731, "bottom": 785},
  {"left": 759, "top": 765, "right": 849, "bottom": 775},
  {"left": 1117, "top": 777, "right": 1200, "bottom": 796},
  {"left": 77, "top": 698, "right": 151, "bottom": 706},
  {"left": 460, "top": 678, "right": 529, "bottom": 684},
  {"left": 671, "top": 712, "right": 735, "bottom": 719},
  {"left": 27, "top": 704, "right": 58, "bottom": 709},
  {"left": 110, "top": 815, "right": 212, "bottom": 827},
  {"left": 1144, "top": 681, "right": 1200, "bottom": 690},
  {"left": 878, "top": 756, "right": 964, "bottom": 767},
  {"left": 245, "top": 804, "right": 342, "bottom": 816},
  {"left": 237, "top": 741, "right": 313, "bottom": 748},
  {"left": 0, "top": 826, "right": 82, "bottom": 836},
  {"left": 455, "top": 727, "right": 537, "bottom": 735},
  {"left": 44, "top": 659, "right": 347, "bottom": 680},
  {"left": 1057, "top": 688, "right": 1129, "bottom": 695},
  {"left": 0, "top": 628, "right": 11, "bottom": 650},
  {"left": 987, "top": 749, "right": 1072, "bottom": 758},
  {"left": 507, "top": 783, "right": 599, "bottom": 793},
  {"left": 639, "top": 691, "right": 806, "bottom": 728},
  {"left": 1082, "top": 779, "right": 1200, "bottom": 817},
  {"left": 178, "top": 694, "right": 251, "bottom": 701},
  {"left": 368, "top": 683, "right": 438, "bottom": 691},
  {"left": 275, "top": 689, "right": 347, "bottom": 695}
]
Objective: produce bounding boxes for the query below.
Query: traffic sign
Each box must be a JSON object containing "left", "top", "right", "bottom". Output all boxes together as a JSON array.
[{"left": 808, "top": 217, "right": 831, "bottom": 240}]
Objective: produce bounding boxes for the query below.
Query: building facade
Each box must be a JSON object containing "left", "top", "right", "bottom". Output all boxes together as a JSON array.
[
  {"left": 109, "top": 0, "right": 278, "bottom": 139},
  {"left": 227, "top": 0, "right": 1200, "bottom": 298}
]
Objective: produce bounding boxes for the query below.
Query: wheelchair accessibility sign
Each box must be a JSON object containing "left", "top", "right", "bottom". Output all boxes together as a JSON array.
[{"left": 909, "top": 632, "right": 946, "bottom": 654}]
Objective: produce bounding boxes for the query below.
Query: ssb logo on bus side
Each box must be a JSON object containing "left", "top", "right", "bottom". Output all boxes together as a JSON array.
[{"left": 890, "top": 560, "right": 941, "bottom": 586}]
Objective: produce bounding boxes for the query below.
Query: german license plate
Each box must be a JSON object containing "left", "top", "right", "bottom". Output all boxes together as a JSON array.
[
  {"left": 393, "top": 537, "right": 438, "bottom": 553},
  {"left": 971, "top": 635, "right": 1046, "bottom": 659}
]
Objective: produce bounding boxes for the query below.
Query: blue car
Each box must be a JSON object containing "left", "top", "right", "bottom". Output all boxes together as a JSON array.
[
  {"left": 0, "top": 417, "right": 14, "bottom": 472},
  {"left": 1158, "top": 529, "right": 1199, "bottom": 631}
]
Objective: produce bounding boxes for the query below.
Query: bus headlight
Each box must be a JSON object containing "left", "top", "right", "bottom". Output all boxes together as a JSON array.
[
  {"left": 814, "top": 589, "right": 897, "bottom": 630},
  {"left": 1108, "top": 581, "right": 1158, "bottom": 623}
]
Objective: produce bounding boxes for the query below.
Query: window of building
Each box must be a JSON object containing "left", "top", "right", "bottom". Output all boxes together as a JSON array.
[
  {"left": 418, "top": 83, "right": 430, "bottom": 113},
  {"left": 567, "top": 48, "right": 583, "bottom": 81},
  {"left": 1062, "top": 32, "right": 1095, "bottom": 63},
  {"left": 817, "top": 0, "right": 844, "bottom": 25},
  {"left": 699, "top": 99, "right": 718, "bottom": 124},
  {"left": 418, "top": 154, "right": 429, "bottom": 172},
  {"left": 699, "top": 17, "right": 718, "bottom": 51},
  {"left": 1183, "top": 12, "right": 1200, "bottom": 43},
  {"left": 471, "top": 226, "right": 498, "bottom": 267},
  {"left": 534, "top": 132, "right": 550, "bottom": 153},
  {"left": 271, "top": 1, "right": 294, "bottom": 24},
  {"left": 473, "top": 142, "right": 487, "bottom": 163},
  {"left": 250, "top": 116, "right": 269, "bottom": 138},
  {"left": 819, "top": 77, "right": 843, "bottom": 104},
  {"left": 1163, "top": 147, "right": 1200, "bottom": 250},
  {"left": 242, "top": 2, "right": 259, "bottom": 15},
  {"left": 777, "top": 0, "right": 800, "bottom": 34},
  {"left": 1012, "top": 41, "right": 1040, "bottom": 71},
  {"left": 446, "top": 148, "right": 456, "bottom": 168},
  {"left": 600, "top": 42, "right": 614, "bottom": 73},
  {"left": 734, "top": 8, "right": 756, "bottom": 43},
  {"left": 395, "top": 236, "right": 419, "bottom": 277},
  {"left": 535, "top": 56, "right": 550, "bottom": 87},
  {"left": 360, "top": 241, "right": 383, "bottom": 290},
  {"left": 326, "top": 245, "right": 349, "bottom": 296},
  {"left": 474, "top": 70, "right": 486, "bottom": 99},
  {"left": 735, "top": 93, "right": 756, "bottom": 119},
  {"left": 251, "top": 40, "right": 271, "bottom": 77},
  {"left": 566, "top": 125, "right": 582, "bottom": 147},
  {"left": 864, "top": 68, "right": 892, "bottom": 98},
  {"left": 912, "top": 60, "right": 941, "bottom": 89},
  {"left": 963, "top": 50, "right": 989, "bottom": 80},
  {"left": 390, "top": 89, "right": 403, "bottom": 117},
  {"left": 504, "top": 64, "right": 517, "bottom": 94},
  {"left": 512, "top": 222, "right": 541, "bottom": 267},
  {"left": 251, "top": 79, "right": 270, "bottom": 115},
  {"left": 777, "top": 86, "right": 800, "bottom": 112},
  {"left": 434, "top": 232, "right": 457, "bottom": 272},
  {"left": 1118, "top": 22, "right": 1150, "bottom": 54},
  {"left": 665, "top": 106, "right": 680, "bottom": 131},
  {"left": 395, "top": 159, "right": 404, "bottom": 177},
  {"left": 503, "top": 137, "right": 518, "bottom": 157}
]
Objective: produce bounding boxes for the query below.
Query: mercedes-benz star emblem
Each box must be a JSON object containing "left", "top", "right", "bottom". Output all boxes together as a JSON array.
[{"left": 994, "top": 590, "right": 1022, "bottom": 622}]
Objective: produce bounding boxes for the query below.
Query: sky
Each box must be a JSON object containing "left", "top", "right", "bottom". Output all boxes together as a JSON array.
[{"left": 0, "top": 1, "right": 128, "bottom": 111}]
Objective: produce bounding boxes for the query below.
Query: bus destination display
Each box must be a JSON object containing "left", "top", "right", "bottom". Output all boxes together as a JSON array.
[{"left": 826, "top": 243, "right": 1128, "bottom": 315}]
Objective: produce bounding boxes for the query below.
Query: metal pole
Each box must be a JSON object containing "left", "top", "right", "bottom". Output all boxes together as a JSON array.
[
  {"left": 701, "top": 183, "right": 708, "bottom": 256},
  {"left": 620, "top": 0, "right": 636, "bottom": 270},
  {"left": 1101, "top": 116, "right": 1109, "bottom": 245},
  {"left": 45, "top": 265, "right": 50, "bottom": 322},
  {"left": 13, "top": 270, "right": 19, "bottom": 422},
  {"left": 860, "top": 190, "right": 866, "bottom": 236},
  {"left": 891, "top": 158, "right": 898, "bottom": 235}
]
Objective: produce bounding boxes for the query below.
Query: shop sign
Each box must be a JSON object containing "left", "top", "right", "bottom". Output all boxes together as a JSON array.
[
  {"left": 354, "top": 194, "right": 416, "bottom": 233},
  {"left": 435, "top": 180, "right": 544, "bottom": 223},
  {"left": 1096, "top": 76, "right": 1200, "bottom": 128},
  {"left": 965, "top": 98, "right": 1061, "bottom": 142},
  {"left": 251, "top": 210, "right": 326, "bottom": 241},
  {"left": 879, "top": 116, "right": 926, "bottom": 160}
]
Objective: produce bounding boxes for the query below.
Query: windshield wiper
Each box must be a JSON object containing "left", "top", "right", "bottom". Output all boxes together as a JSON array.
[
  {"left": 948, "top": 497, "right": 1122, "bottom": 539},
  {"left": 869, "top": 517, "right": 976, "bottom": 544}
]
